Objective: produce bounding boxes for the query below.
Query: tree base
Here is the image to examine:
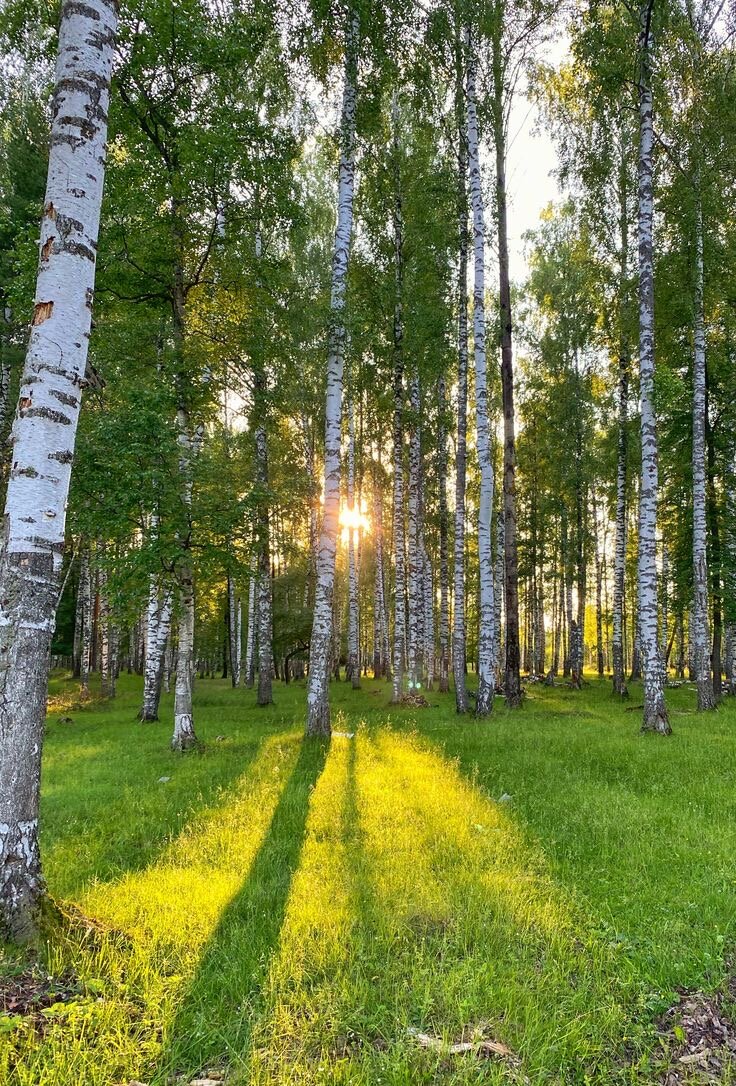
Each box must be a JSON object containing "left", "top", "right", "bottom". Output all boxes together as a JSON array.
[
  {"left": 696, "top": 680, "right": 717, "bottom": 711},
  {"left": 641, "top": 709, "right": 672, "bottom": 735},
  {"left": 171, "top": 714, "right": 200, "bottom": 751}
]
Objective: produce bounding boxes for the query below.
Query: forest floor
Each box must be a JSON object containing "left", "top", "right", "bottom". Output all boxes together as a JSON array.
[{"left": 2, "top": 673, "right": 736, "bottom": 1085}]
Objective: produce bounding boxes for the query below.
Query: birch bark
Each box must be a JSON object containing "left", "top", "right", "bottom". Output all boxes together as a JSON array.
[
  {"left": 407, "top": 370, "right": 423, "bottom": 688},
  {"left": 0, "top": 0, "right": 116, "bottom": 940},
  {"left": 612, "top": 349, "right": 630, "bottom": 697},
  {"left": 139, "top": 578, "right": 173, "bottom": 721},
  {"left": 227, "top": 573, "right": 241, "bottom": 688},
  {"left": 254, "top": 383, "right": 274, "bottom": 707},
  {"left": 346, "top": 396, "right": 360, "bottom": 688},
  {"left": 465, "top": 28, "right": 495, "bottom": 716},
  {"left": 172, "top": 409, "right": 198, "bottom": 751},
  {"left": 305, "top": 8, "right": 358, "bottom": 735},
  {"left": 438, "top": 377, "right": 450, "bottom": 693},
  {"left": 245, "top": 571, "right": 256, "bottom": 688},
  {"left": 691, "top": 184, "right": 716, "bottom": 709},
  {"left": 80, "top": 548, "right": 92, "bottom": 697},
  {"left": 453, "top": 87, "right": 469, "bottom": 714},
  {"left": 637, "top": 0, "right": 671, "bottom": 734}
]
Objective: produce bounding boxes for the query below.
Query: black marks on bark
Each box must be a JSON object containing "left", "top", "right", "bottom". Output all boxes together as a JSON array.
[
  {"left": 23, "top": 407, "right": 72, "bottom": 426},
  {"left": 64, "top": 241, "right": 95, "bottom": 261},
  {"left": 61, "top": 1, "right": 100, "bottom": 20},
  {"left": 50, "top": 132, "right": 84, "bottom": 153},
  {"left": 48, "top": 450, "right": 74, "bottom": 464},
  {"left": 57, "top": 115, "right": 98, "bottom": 140},
  {"left": 50, "top": 389, "right": 79, "bottom": 408}
]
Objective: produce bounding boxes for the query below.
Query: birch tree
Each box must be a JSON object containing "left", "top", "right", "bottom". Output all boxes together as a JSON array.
[
  {"left": 465, "top": 26, "right": 496, "bottom": 715},
  {"left": 452, "top": 52, "right": 469, "bottom": 714},
  {"left": 636, "top": 0, "right": 671, "bottom": 734},
  {"left": 306, "top": 7, "right": 359, "bottom": 736},
  {"left": 0, "top": 0, "right": 117, "bottom": 940}
]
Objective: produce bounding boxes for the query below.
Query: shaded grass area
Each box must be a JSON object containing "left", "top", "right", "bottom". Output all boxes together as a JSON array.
[{"left": 1, "top": 672, "right": 736, "bottom": 1084}]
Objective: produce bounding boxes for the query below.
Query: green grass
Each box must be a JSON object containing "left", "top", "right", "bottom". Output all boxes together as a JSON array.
[{"left": 2, "top": 671, "right": 736, "bottom": 1084}]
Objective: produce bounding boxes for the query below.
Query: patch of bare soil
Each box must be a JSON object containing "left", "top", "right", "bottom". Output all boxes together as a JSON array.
[
  {"left": 656, "top": 985, "right": 736, "bottom": 1083},
  {"left": 0, "top": 967, "right": 82, "bottom": 1030}
]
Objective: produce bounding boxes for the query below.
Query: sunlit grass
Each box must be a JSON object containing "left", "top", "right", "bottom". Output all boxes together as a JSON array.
[{"left": 2, "top": 672, "right": 736, "bottom": 1084}]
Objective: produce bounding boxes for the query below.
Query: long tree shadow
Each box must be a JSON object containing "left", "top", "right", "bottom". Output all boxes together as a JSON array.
[
  {"left": 41, "top": 722, "right": 272, "bottom": 898},
  {"left": 235, "top": 726, "right": 641, "bottom": 1085},
  {"left": 154, "top": 735, "right": 330, "bottom": 1083}
]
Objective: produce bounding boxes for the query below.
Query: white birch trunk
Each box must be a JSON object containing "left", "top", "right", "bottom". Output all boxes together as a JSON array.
[
  {"left": 346, "top": 397, "right": 360, "bottom": 688},
  {"left": 388, "top": 92, "right": 407, "bottom": 703},
  {"left": 466, "top": 31, "right": 496, "bottom": 715},
  {"left": 691, "top": 184, "right": 716, "bottom": 709},
  {"left": 453, "top": 67, "right": 469, "bottom": 714},
  {"left": 301, "top": 411, "right": 318, "bottom": 609},
  {"left": 637, "top": 4, "right": 670, "bottom": 733},
  {"left": 391, "top": 389, "right": 406, "bottom": 702},
  {"left": 227, "top": 573, "right": 241, "bottom": 688},
  {"left": 438, "top": 377, "right": 450, "bottom": 693},
  {"left": 493, "top": 507, "right": 504, "bottom": 683},
  {"left": 172, "top": 414, "right": 198, "bottom": 750},
  {"left": 79, "top": 549, "right": 92, "bottom": 697},
  {"left": 305, "top": 8, "right": 358, "bottom": 735},
  {"left": 139, "top": 578, "right": 173, "bottom": 722},
  {"left": 254, "top": 411, "right": 273, "bottom": 706},
  {"left": 423, "top": 542, "right": 435, "bottom": 690},
  {"left": 245, "top": 572, "right": 256, "bottom": 688},
  {"left": 372, "top": 460, "right": 389, "bottom": 679},
  {"left": 0, "top": 0, "right": 116, "bottom": 940},
  {"left": 407, "top": 370, "right": 423, "bottom": 688},
  {"left": 612, "top": 351, "right": 629, "bottom": 696}
]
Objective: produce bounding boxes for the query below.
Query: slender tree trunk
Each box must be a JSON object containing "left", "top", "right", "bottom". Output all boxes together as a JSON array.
[
  {"left": 452, "top": 54, "right": 469, "bottom": 714},
  {"left": 306, "top": 8, "right": 358, "bottom": 735},
  {"left": 0, "top": 0, "right": 116, "bottom": 940},
  {"left": 347, "top": 396, "right": 361, "bottom": 688},
  {"left": 691, "top": 185, "right": 715, "bottom": 708},
  {"left": 79, "top": 549, "right": 92, "bottom": 698},
  {"left": 139, "top": 579, "right": 173, "bottom": 722},
  {"left": 423, "top": 542, "right": 435, "bottom": 690},
  {"left": 493, "top": 507, "right": 505, "bottom": 686},
  {"left": 389, "top": 92, "right": 408, "bottom": 704},
  {"left": 372, "top": 457, "right": 389, "bottom": 680},
  {"left": 227, "top": 573, "right": 241, "bottom": 688},
  {"left": 438, "top": 378, "right": 450, "bottom": 693},
  {"left": 407, "top": 370, "right": 423, "bottom": 688},
  {"left": 706, "top": 396, "right": 723, "bottom": 700},
  {"left": 301, "top": 412, "right": 318, "bottom": 610},
  {"left": 661, "top": 543, "right": 669, "bottom": 675},
  {"left": 254, "top": 387, "right": 274, "bottom": 706},
  {"left": 245, "top": 572, "right": 256, "bottom": 688},
  {"left": 491, "top": 32, "right": 521, "bottom": 709},
  {"left": 466, "top": 29, "right": 495, "bottom": 716},
  {"left": 594, "top": 496, "right": 605, "bottom": 678},
  {"left": 637, "top": 2, "right": 670, "bottom": 734}
]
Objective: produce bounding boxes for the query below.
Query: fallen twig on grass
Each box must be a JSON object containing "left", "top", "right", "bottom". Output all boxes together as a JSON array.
[{"left": 407, "top": 1026, "right": 518, "bottom": 1063}]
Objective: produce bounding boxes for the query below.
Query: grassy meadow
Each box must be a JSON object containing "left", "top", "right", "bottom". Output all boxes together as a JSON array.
[{"left": 2, "top": 672, "right": 736, "bottom": 1084}]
